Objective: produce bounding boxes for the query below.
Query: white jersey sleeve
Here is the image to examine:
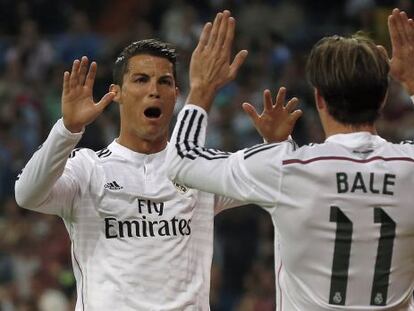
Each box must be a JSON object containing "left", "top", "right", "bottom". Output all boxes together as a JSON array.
[
  {"left": 168, "top": 107, "right": 242, "bottom": 214},
  {"left": 15, "top": 119, "right": 86, "bottom": 218},
  {"left": 213, "top": 194, "right": 246, "bottom": 215},
  {"left": 167, "top": 105, "right": 296, "bottom": 207}
]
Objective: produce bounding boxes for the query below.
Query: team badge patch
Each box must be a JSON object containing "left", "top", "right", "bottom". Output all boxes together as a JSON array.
[{"left": 173, "top": 182, "right": 189, "bottom": 194}]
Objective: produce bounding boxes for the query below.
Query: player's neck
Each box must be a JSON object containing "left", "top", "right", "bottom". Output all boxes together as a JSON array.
[
  {"left": 117, "top": 133, "right": 167, "bottom": 154},
  {"left": 323, "top": 118, "right": 376, "bottom": 139}
]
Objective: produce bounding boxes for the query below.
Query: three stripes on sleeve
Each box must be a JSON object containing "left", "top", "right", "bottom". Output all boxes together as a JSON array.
[{"left": 175, "top": 108, "right": 291, "bottom": 161}]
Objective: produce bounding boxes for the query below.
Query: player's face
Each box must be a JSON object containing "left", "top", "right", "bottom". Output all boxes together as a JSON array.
[{"left": 115, "top": 54, "right": 177, "bottom": 143}]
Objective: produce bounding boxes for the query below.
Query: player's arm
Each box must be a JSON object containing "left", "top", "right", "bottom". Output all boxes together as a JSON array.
[
  {"left": 15, "top": 119, "right": 83, "bottom": 216},
  {"left": 388, "top": 8, "right": 414, "bottom": 97},
  {"left": 167, "top": 11, "right": 299, "bottom": 205},
  {"left": 167, "top": 104, "right": 295, "bottom": 206},
  {"left": 213, "top": 87, "right": 302, "bottom": 212},
  {"left": 15, "top": 57, "right": 114, "bottom": 216},
  {"left": 214, "top": 194, "right": 247, "bottom": 215}
]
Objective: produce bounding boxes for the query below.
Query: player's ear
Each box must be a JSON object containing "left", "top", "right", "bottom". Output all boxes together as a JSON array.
[
  {"left": 175, "top": 86, "right": 179, "bottom": 98},
  {"left": 380, "top": 89, "right": 389, "bottom": 111},
  {"left": 314, "top": 88, "right": 326, "bottom": 111},
  {"left": 110, "top": 84, "right": 121, "bottom": 103}
]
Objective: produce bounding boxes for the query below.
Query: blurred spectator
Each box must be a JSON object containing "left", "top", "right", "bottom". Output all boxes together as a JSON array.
[
  {"left": 55, "top": 10, "right": 105, "bottom": 65},
  {"left": 236, "top": 261, "right": 275, "bottom": 311},
  {"left": 38, "top": 288, "right": 69, "bottom": 311},
  {"left": 161, "top": 1, "right": 201, "bottom": 50},
  {"left": 2, "top": 1, "right": 414, "bottom": 310},
  {"left": 5, "top": 19, "right": 55, "bottom": 82}
]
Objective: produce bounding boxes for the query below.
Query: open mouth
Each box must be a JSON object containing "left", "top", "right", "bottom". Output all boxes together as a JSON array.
[{"left": 144, "top": 107, "right": 162, "bottom": 119}]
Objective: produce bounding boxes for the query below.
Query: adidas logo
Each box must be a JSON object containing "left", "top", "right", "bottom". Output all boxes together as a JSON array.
[{"left": 104, "top": 181, "right": 123, "bottom": 190}]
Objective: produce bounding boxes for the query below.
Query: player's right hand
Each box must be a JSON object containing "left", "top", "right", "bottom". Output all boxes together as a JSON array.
[
  {"left": 242, "top": 87, "right": 302, "bottom": 143},
  {"left": 62, "top": 56, "right": 115, "bottom": 133},
  {"left": 388, "top": 8, "right": 414, "bottom": 95},
  {"left": 186, "top": 10, "right": 248, "bottom": 111}
]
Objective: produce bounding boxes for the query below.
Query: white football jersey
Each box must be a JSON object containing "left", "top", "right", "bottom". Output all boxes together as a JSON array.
[
  {"left": 15, "top": 119, "right": 238, "bottom": 311},
  {"left": 167, "top": 105, "right": 414, "bottom": 311}
]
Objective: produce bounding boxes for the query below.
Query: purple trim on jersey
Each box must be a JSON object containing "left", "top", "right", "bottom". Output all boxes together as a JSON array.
[
  {"left": 277, "top": 262, "right": 283, "bottom": 311},
  {"left": 72, "top": 244, "right": 85, "bottom": 310},
  {"left": 282, "top": 156, "right": 414, "bottom": 165}
]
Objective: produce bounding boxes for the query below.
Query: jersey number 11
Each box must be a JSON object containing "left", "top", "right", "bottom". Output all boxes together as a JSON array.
[{"left": 329, "top": 206, "right": 395, "bottom": 306}]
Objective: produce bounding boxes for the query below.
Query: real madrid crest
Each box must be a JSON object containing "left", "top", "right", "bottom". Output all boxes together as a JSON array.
[{"left": 173, "top": 181, "right": 189, "bottom": 194}]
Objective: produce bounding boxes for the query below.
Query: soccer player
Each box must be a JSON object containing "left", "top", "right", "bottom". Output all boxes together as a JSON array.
[
  {"left": 14, "top": 11, "right": 247, "bottom": 310},
  {"left": 167, "top": 8, "right": 414, "bottom": 311}
]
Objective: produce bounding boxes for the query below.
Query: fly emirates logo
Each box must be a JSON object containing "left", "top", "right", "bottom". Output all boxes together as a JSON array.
[{"left": 104, "top": 199, "right": 191, "bottom": 239}]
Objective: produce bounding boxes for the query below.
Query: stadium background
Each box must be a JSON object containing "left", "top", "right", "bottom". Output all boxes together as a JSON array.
[{"left": 0, "top": 0, "right": 413, "bottom": 310}]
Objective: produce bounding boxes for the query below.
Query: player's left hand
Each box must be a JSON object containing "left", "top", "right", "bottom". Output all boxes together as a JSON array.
[
  {"left": 187, "top": 10, "right": 248, "bottom": 111},
  {"left": 242, "top": 87, "right": 302, "bottom": 143}
]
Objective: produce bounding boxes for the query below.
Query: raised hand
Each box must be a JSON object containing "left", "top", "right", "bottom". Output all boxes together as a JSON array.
[
  {"left": 242, "top": 87, "right": 302, "bottom": 143},
  {"left": 388, "top": 8, "right": 414, "bottom": 95},
  {"left": 62, "top": 56, "right": 115, "bottom": 133},
  {"left": 187, "top": 10, "right": 248, "bottom": 111}
]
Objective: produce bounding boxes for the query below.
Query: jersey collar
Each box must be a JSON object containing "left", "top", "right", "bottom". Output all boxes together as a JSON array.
[
  {"left": 108, "top": 139, "right": 168, "bottom": 163},
  {"left": 325, "top": 132, "right": 386, "bottom": 148}
]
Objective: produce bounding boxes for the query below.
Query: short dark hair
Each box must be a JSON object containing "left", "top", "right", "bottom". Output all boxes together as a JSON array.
[
  {"left": 306, "top": 33, "right": 389, "bottom": 125},
  {"left": 113, "top": 39, "right": 177, "bottom": 86}
]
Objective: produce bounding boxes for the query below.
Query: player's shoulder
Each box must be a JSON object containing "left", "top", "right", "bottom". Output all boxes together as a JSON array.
[
  {"left": 289, "top": 137, "right": 414, "bottom": 159},
  {"left": 283, "top": 141, "right": 350, "bottom": 163},
  {"left": 242, "top": 139, "right": 298, "bottom": 160},
  {"left": 387, "top": 139, "right": 414, "bottom": 156},
  {"left": 289, "top": 141, "right": 324, "bottom": 157},
  {"left": 396, "top": 139, "right": 414, "bottom": 147},
  {"left": 68, "top": 146, "right": 119, "bottom": 163}
]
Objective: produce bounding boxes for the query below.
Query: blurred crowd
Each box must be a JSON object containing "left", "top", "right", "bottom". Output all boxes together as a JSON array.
[{"left": 1, "top": 0, "right": 414, "bottom": 310}]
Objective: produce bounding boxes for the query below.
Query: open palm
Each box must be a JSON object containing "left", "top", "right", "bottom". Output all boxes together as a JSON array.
[
  {"left": 186, "top": 11, "right": 248, "bottom": 111},
  {"left": 388, "top": 9, "right": 414, "bottom": 95},
  {"left": 242, "top": 87, "right": 302, "bottom": 143},
  {"left": 62, "top": 56, "right": 115, "bottom": 133}
]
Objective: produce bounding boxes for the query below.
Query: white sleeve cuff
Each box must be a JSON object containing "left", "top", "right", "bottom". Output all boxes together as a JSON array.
[
  {"left": 55, "top": 118, "right": 85, "bottom": 140},
  {"left": 184, "top": 104, "right": 208, "bottom": 116},
  {"left": 411, "top": 95, "right": 414, "bottom": 104}
]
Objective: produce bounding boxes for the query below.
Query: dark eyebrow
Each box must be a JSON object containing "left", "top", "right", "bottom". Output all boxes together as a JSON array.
[
  {"left": 130, "top": 73, "right": 173, "bottom": 79},
  {"left": 159, "top": 75, "right": 173, "bottom": 80},
  {"left": 131, "top": 73, "right": 149, "bottom": 77}
]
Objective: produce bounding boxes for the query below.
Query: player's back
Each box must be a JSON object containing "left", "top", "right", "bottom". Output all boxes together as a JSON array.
[{"left": 273, "top": 132, "right": 414, "bottom": 310}]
